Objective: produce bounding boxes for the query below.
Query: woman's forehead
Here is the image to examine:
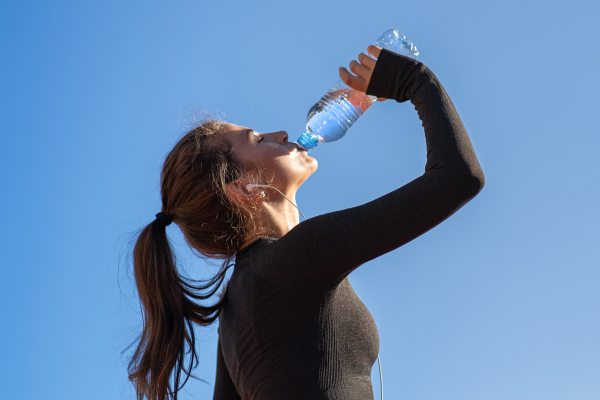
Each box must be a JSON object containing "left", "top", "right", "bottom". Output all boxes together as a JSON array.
[
  {"left": 223, "top": 123, "right": 250, "bottom": 145},
  {"left": 222, "top": 122, "right": 244, "bottom": 132},
  {"left": 221, "top": 123, "right": 246, "bottom": 137}
]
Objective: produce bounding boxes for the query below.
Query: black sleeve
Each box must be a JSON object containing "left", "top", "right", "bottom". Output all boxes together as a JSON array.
[
  {"left": 252, "top": 49, "right": 485, "bottom": 292},
  {"left": 213, "top": 336, "right": 241, "bottom": 400}
]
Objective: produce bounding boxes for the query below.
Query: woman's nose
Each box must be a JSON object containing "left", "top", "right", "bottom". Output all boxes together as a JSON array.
[{"left": 265, "top": 130, "right": 288, "bottom": 145}]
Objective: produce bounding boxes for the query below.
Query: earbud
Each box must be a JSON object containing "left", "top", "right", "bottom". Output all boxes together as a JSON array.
[
  {"left": 246, "top": 184, "right": 266, "bottom": 198},
  {"left": 245, "top": 184, "right": 306, "bottom": 221}
]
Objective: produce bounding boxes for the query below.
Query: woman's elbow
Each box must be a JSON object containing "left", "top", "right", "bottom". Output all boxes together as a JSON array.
[{"left": 465, "top": 167, "right": 485, "bottom": 198}]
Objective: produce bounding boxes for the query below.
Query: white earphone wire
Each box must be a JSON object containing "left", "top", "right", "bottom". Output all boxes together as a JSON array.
[
  {"left": 377, "top": 354, "right": 383, "bottom": 400},
  {"left": 246, "top": 184, "right": 306, "bottom": 221}
]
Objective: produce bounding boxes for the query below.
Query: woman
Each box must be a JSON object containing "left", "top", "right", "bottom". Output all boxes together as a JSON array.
[{"left": 129, "top": 45, "right": 485, "bottom": 400}]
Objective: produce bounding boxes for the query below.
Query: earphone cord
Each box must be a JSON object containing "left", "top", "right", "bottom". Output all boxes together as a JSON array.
[
  {"left": 250, "top": 184, "right": 306, "bottom": 221},
  {"left": 377, "top": 354, "right": 383, "bottom": 400},
  {"left": 269, "top": 187, "right": 306, "bottom": 221}
]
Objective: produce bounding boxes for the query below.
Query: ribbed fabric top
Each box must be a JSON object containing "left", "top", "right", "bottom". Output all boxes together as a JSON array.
[{"left": 213, "top": 49, "right": 485, "bottom": 400}]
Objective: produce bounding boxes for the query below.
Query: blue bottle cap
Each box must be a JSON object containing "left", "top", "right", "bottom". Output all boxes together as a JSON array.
[{"left": 297, "top": 132, "right": 319, "bottom": 152}]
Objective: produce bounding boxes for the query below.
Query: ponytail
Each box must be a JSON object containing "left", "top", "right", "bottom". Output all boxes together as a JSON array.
[
  {"left": 128, "top": 218, "right": 232, "bottom": 400},
  {"left": 127, "top": 118, "right": 255, "bottom": 399}
]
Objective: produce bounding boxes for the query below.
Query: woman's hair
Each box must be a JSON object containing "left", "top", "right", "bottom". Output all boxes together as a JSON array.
[{"left": 128, "top": 117, "right": 257, "bottom": 400}]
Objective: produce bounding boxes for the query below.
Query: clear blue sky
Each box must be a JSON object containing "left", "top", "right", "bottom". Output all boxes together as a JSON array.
[{"left": 1, "top": 0, "right": 599, "bottom": 399}]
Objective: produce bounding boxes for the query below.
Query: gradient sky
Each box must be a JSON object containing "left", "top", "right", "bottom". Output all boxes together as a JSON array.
[{"left": 1, "top": 1, "right": 599, "bottom": 399}]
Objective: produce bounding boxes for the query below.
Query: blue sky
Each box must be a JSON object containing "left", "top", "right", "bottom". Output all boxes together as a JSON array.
[{"left": 1, "top": 0, "right": 599, "bottom": 399}]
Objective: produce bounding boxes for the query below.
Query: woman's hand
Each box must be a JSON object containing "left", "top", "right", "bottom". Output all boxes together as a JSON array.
[{"left": 339, "top": 45, "right": 387, "bottom": 102}]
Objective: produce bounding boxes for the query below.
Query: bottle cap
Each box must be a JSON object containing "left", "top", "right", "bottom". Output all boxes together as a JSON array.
[{"left": 297, "top": 132, "right": 319, "bottom": 152}]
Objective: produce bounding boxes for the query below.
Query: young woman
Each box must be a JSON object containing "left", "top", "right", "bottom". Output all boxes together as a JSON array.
[{"left": 129, "top": 45, "right": 485, "bottom": 400}]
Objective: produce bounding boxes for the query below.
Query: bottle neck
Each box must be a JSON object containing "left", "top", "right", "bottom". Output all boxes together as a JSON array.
[{"left": 297, "top": 131, "right": 318, "bottom": 152}]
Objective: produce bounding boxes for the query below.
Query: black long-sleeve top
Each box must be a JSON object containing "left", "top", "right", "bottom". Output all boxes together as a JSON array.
[{"left": 213, "top": 49, "right": 485, "bottom": 400}]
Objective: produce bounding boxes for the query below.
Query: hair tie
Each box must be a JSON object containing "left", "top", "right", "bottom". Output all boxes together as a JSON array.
[{"left": 155, "top": 212, "right": 173, "bottom": 226}]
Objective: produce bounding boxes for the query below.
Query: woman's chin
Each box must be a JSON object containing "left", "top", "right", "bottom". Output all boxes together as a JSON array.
[{"left": 305, "top": 155, "right": 318, "bottom": 173}]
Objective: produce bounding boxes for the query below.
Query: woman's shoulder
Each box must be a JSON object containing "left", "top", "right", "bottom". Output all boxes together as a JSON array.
[{"left": 235, "top": 237, "right": 276, "bottom": 260}]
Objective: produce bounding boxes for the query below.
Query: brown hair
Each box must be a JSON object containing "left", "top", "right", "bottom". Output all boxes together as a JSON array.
[{"left": 128, "top": 118, "right": 256, "bottom": 400}]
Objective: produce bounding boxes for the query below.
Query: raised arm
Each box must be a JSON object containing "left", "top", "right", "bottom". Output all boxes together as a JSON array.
[{"left": 253, "top": 47, "right": 485, "bottom": 292}]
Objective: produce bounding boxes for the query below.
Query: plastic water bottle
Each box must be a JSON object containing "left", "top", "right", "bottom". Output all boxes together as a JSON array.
[{"left": 296, "top": 29, "right": 419, "bottom": 152}]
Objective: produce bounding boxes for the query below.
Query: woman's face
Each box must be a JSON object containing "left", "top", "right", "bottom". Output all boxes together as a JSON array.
[{"left": 223, "top": 123, "right": 318, "bottom": 191}]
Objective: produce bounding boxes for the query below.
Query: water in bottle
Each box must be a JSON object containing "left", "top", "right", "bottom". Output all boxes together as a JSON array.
[{"left": 296, "top": 29, "right": 419, "bottom": 152}]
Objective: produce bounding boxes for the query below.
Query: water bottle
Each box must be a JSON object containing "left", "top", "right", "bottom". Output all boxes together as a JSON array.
[{"left": 296, "top": 29, "right": 419, "bottom": 152}]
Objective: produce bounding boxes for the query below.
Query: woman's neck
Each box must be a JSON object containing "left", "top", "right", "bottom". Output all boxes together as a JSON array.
[{"left": 238, "top": 193, "right": 301, "bottom": 251}]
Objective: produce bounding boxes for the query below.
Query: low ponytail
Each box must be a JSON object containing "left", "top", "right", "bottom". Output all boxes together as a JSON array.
[
  {"left": 129, "top": 218, "right": 233, "bottom": 400},
  {"left": 128, "top": 119, "right": 253, "bottom": 400}
]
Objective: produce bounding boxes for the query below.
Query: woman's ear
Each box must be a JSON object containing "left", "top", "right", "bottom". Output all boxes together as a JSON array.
[{"left": 227, "top": 181, "right": 262, "bottom": 201}]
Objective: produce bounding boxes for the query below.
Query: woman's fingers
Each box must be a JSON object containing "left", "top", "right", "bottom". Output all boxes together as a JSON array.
[
  {"left": 367, "top": 45, "right": 382, "bottom": 59},
  {"left": 357, "top": 52, "right": 376, "bottom": 70},
  {"left": 339, "top": 67, "right": 367, "bottom": 92},
  {"left": 339, "top": 45, "right": 382, "bottom": 93},
  {"left": 349, "top": 59, "right": 372, "bottom": 82}
]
